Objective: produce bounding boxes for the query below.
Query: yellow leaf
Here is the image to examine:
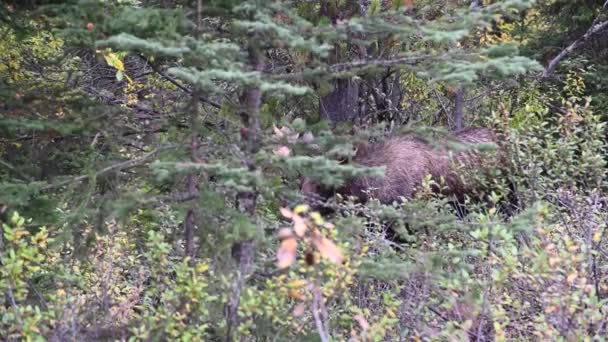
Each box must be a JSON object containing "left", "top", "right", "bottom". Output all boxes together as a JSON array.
[
  {"left": 104, "top": 52, "right": 125, "bottom": 71},
  {"left": 567, "top": 245, "right": 579, "bottom": 252},
  {"left": 310, "top": 211, "right": 324, "bottom": 225},
  {"left": 566, "top": 273, "right": 577, "bottom": 283},
  {"left": 277, "top": 237, "right": 297, "bottom": 269},
  {"left": 288, "top": 279, "right": 308, "bottom": 289},
  {"left": 593, "top": 231, "right": 601, "bottom": 242},
  {"left": 196, "top": 263, "right": 209, "bottom": 273},
  {"left": 294, "top": 204, "right": 309, "bottom": 214}
]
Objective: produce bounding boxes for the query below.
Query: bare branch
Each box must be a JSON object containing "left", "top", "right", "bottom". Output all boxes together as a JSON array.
[
  {"left": 542, "top": 19, "right": 608, "bottom": 78},
  {"left": 42, "top": 145, "right": 177, "bottom": 191},
  {"left": 0, "top": 158, "right": 33, "bottom": 181},
  {"left": 138, "top": 55, "right": 221, "bottom": 109}
]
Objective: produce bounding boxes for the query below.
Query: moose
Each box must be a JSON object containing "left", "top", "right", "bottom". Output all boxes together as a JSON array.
[{"left": 301, "top": 127, "right": 511, "bottom": 212}]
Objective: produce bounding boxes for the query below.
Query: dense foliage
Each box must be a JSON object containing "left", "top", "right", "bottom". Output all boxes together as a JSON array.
[{"left": 1, "top": 0, "right": 608, "bottom": 340}]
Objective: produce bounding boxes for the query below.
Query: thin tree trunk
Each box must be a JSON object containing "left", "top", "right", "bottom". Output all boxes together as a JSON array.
[
  {"left": 183, "top": 0, "right": 204, "bottom": 263},
  {"left": 225, "top": 37, "right": 263, "bottom": 342},
  {"left": 453, "top": 86, "right": 465, "bottom": 131},
  {"left": 318, "top": 2, "right": 360, "bottom": 124}
]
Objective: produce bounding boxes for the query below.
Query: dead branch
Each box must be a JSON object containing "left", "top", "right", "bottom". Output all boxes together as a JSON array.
[
  {"left": 542, "top": 12, "right": 608, "bottom": 78},
  {"left": 42, "top": 145, "right": 177, "bottom": 191}
]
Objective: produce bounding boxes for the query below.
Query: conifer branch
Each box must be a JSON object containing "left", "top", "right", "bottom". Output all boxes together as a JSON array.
[{"left": 271, "top": 54, "right": 431, "bottom": 80}]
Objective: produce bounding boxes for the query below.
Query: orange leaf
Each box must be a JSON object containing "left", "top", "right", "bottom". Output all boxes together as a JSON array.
[
  {"left": 277, "top": 237, "right": 298, "bottom": 269},
  {"left": 293, "top": 215, "right": 308, "bottom": 237},
  {"left": 312, "top": 231, "right": 343, "bottom": 264},
  {"left": 403, "top": 0, "right": 414, "bottom": 9},
  {"left": 288, "top": 288, "right": 305, "bottom": 300}
]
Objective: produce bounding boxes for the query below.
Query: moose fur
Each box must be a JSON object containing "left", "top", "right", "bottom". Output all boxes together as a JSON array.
[{"left": 301, "top": 127, "right": 504, "bottom": 206}]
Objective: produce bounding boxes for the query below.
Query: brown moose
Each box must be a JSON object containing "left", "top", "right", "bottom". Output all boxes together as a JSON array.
[{"left": 301, "top": 127, "right": 505, "bottom": 207}]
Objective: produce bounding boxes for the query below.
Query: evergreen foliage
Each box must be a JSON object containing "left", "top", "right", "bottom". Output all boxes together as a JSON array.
[{"left": 1, "top": 0, "right": 608, "bottom": 340}]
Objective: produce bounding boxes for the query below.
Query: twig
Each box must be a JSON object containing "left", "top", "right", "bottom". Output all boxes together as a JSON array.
[
  {"left": 138, "top": 55, "right": 221, "bottom": 109},
  {"left": 0, "top": 253, "right": 24, "bottom": 328},
  {"left": 0, "top": 158, "right": 33, "bottom": 181},
  {"left": 542, "top": 16, "right": 608, "bottom": 78},
  {"left": 42, "top": 145, "right": 177, "bottom": 191},
  {"left": 432, "top": 86, "right": 450, "bottom": 118},
  {"left": 312, "top": 283, "right": 330, "bottom": 342}
]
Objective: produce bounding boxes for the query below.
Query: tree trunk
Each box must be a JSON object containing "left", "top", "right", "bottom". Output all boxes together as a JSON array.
[
  {"left": 452, "top": 86, "right": 465, "bottom": 131},
  {"left": 183, "top": 0, "right": 204, "bottom": 263},
  {"left": 320, "top": 78, "right": 360, "bottom": 123},
  {"left": 225, "top": 39, "right": 263, "bottom": 342}
]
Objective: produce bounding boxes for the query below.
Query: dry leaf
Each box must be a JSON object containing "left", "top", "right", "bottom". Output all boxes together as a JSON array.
[
  {"left": 288, "top": 288, "right": 304, "bottom": 300},
  {"left": 293, "top": 215, "right": 307, "bottom": 237},
  {"left": 312, "top": 231, "right": 343, "bottom": 264},
  {"left": 278, "top": 228, "right": 293, "bottom": 240},
  {"left": 461, "top": 319, "right": 473, "bottom": 331},
  {"left": 293, "top": 303, "right": 306, "bottom": 317},
  {"left": 288, "top": 279, "right": 308, "bottom": 289},
  {"left": 274, "top": 145, "right": 291, "bottom": 157},
  {"left": 277, "top": 237, "right": 298, "bottom": 269},
  {"left": 403, "top": 0, "right": 414, "bottom": 9},
  {"left": 353, "top": 314, "right": 370, "bottom": 331},
  {"left": 280, "top": 207, "right": 293, "bottom": 219}
]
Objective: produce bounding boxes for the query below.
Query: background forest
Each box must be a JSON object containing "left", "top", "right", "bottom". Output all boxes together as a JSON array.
[{"left": 1, "top": 0, "right": 608, "bottom": 340}]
